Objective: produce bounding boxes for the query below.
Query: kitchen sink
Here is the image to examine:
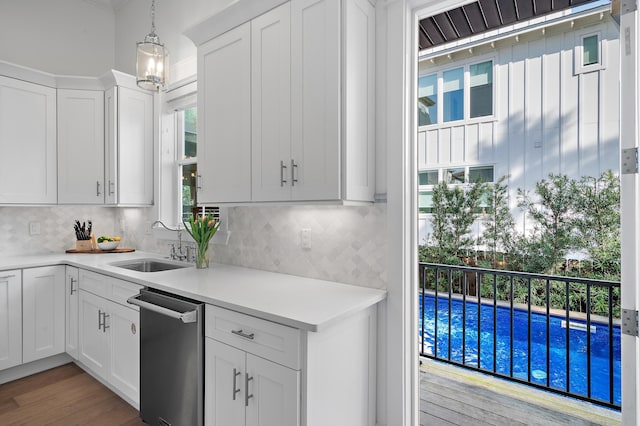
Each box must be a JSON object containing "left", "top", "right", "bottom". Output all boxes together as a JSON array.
[{"left": 110, "top": 259, "right": 192, "bottom": 273}]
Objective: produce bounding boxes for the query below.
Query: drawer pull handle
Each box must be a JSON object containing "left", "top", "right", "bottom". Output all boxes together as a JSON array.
[
  {"left": 231, "top": 329, "right": 255, "bottom": 340},
  {"left": 0, "top": 274, "right": 16, "bottom": 279},
  {"left": 232, "top": 368, "right": 241, "bottom": 400}
]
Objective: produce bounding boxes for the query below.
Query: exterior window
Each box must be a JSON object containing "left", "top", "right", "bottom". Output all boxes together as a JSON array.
[
  {"left": 443, "top": 68, "right": 464, "bottom": 122},
  {"left": 446, "top": 167, "right": 465, "bottom": 184},
  {"left": 469, "top": 165, "right": 494, "bottom": 183},
  {"left": 419, "top": 170, "right": 438, "bottom": 186},
  {"left": 418, "top": 74, "right": 438, "bottom": 125},
  {"left": 419, "top": 191, "right": 433, "bottom": 214},
  {"left": 469, "top": 61, "right": 493, "bottom": 118},
  {"left": 178, "top": 107, "right": 198, "bottom": 220},
  {"left": 583, "top": 34, "right": 599, "bottom": 66}
]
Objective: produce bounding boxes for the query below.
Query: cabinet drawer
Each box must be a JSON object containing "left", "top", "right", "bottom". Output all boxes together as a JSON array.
[
  {"left": 111, "top": 279, "right": 143, "bottom": 308},
  {"left": 79, "top": 270, "right": 110, "bottom": 299},
  {"left": 206, "top": 305, "right": 301, "bottom": 370}
]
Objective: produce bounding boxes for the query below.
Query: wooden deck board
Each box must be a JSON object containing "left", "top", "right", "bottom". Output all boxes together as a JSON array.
[{"left": 420, "top": 358, "right": 622, "bottom": 426}]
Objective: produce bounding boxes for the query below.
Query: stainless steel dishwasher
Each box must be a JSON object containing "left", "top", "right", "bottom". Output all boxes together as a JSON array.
[{"left": 128, "top": 288, "right": 204, "bottom": 426}]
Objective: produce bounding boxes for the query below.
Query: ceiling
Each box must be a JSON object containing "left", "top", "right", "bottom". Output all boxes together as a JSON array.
[
  {"left": 84, "top": 0, "right": 130, "bottom": 11},
  {"left": 418, "top": 0, "right": 599, "bottom": 50}
]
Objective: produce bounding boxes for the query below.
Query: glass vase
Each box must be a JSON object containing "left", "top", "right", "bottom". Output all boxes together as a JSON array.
[{"left": 196, "top": 242, "right": 210, "bottom": 269}]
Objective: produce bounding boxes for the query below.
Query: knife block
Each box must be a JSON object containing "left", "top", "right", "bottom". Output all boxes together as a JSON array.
[{"left": 76, "top": 240, "right": 93, "bottom": 251}]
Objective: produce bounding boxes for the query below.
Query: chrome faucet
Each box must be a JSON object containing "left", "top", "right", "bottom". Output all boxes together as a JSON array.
[{"left": 152, "top": 220, "right": 190, "bottom": 261}]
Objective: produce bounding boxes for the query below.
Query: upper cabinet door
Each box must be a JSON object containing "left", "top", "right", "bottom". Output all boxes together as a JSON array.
[
  {"left": 117, "top": 87, "right": 154, "bottom": 206},
  {"left": 57, "top": 89, "right": 105, "bottom": 204},
  {"left": 0, "top": 76, "right": 57, "bottom": 204},
  {"left": 198, "top": 23, "right": 252, "bottom": 203},
  {"left": 251, "top": 3, "right": 292, "bottom": 202},
  {"left": 291, "top": 0, "right": 341, "bottom": 201},
  {"left": 104, "top": 87, "right": 118, "bottom": 205}
]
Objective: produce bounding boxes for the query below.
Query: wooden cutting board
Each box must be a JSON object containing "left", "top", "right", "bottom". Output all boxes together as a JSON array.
[{"left": 65, "top": 248, "right": 135, "bottom": 254}]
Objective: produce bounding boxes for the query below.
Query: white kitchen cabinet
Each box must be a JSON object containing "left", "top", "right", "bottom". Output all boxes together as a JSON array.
[
  {"left": 104, "top": 84, "right": 154, "bottom": 206},
  {"left": 0, "top": 76, "right": 57, "bottom": 204},
  {"left": 205, "top": 303, "right": 375, "bottom": 426},
  {"left": 0, "top": 270, "right": 21, "bottom": 371},
  {"left": 57, "top": 89, "right": 105, "bottom": 204},
  {"left": 65, "top": 266, "right": 79, "bottom": 359},
  {"left": 251, "top": 3, "right": 292, "bottom": 201},
  {"left": 22, "top": 266, "right": 65, "bottom": 364},
  {"left": 78, "top": 270, "right": 140, "bottom": 406},
  {"left": 78, "top": 289, "right": 109, "bottom": 379},
  {"left": 197, "top": 23, "right": 252, "bottom": 203},
  {"left": 205, "top": 338, "right": 300, "bottom": 426},
  {"left": 195, "top": 0, "right": 375, "bottom": 204}
]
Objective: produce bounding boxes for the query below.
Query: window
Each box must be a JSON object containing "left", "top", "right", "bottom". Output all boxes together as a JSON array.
[
  {"left": 418, "top": 60, "right": 494, "bottom": 126},
  {"left": 469, "top": 61, "right": 493, "bottom": 118},
  {"left": 442, "top": 67, "right": 464, "bottom": 122},
  {"left": 418, "top": 165, "right": 495, "bottom": 214},
  {"left": 582, "top": 34, "right": 599, "bottom": 66},
  {"left": 178, "top": 107, "right": 198, "bottom": 220},
  {"left": 574, "top": 31, "right": 605, "bottom": 74},
  {"left": 418, "top": 74, "right": 438, "bottom": 125}
]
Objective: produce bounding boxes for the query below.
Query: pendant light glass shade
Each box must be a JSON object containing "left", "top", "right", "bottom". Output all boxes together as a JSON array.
[{"left": 136, "top": 0, "right": 168, "bottom": 91}]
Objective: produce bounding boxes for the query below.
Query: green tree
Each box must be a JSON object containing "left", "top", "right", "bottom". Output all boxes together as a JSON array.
[
  {"left": 428, "top": 180, "right": 486, "bottom": 264},
  {"left": 571, "top": 171, "right": 620, "bottom": 278},
  {"left": 517, "top": 174, "right": 576, "bottom": 274},
  {"left": 481, "top": 176, "right": 515, "bottom": 267}
]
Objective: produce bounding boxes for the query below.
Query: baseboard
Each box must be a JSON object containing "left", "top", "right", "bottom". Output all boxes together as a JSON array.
[{"left": 0, "top": 353, "right": 73, "bottom": 384}]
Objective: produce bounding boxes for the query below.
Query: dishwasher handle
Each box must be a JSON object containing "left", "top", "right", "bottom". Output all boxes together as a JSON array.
[{"left": 127, "top": 294, "right": 198, "bottom": 324}]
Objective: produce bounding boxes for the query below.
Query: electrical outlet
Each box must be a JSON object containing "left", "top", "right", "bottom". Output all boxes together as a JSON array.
[
  {"left": 29, "top": 221, "right": 41, "bottom": 236},
  {"left": 145, "top": 221, "right": 153, "bottom": 235},
  {"left": 300, "top": 228, "right": 312, "bottom": 249},
  {"left": 119, "top": 219, "right": 126, "bottom": 232}
]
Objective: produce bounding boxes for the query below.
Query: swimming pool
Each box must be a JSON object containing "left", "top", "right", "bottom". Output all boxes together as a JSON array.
[{"left": 419, "top": 294, "right": 621, "bottom": 406}]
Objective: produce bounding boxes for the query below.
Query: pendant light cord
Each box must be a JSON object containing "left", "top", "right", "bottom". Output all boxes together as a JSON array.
[{"left": 150, "top": 0, "right": 156, "bottom": 35}]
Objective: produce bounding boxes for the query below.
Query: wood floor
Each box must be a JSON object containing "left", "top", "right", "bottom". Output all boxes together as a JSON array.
[
  {"left": 420, "top": 358, "right": 622, "bottom": 426},
  {"left": 0, "top": 363, "right": 144, "bottom": 426}
]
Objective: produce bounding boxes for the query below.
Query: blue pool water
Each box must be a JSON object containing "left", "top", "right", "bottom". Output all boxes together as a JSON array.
[{"left": 419, "top": 295, "right": 621, "bottom": 406}]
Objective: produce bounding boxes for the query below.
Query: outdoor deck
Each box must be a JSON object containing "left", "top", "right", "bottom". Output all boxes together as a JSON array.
[{"left": 420, "top": 358, "right": 622, "bottom": 426}]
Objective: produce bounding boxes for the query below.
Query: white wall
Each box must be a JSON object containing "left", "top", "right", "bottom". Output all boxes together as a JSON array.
[
  {"left": 114, "top": 0, "right": 234, "bottom": 77},
  {"left": 0, "top": 0, "right": 115, "bottom": 76}
]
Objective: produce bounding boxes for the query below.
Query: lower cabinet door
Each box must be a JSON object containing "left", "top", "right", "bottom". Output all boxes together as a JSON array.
[
  {"left": 0, "top": 271, "right": 21, "bottom": 370},
  {"left": 108, "top": 301, "right": 140, "bottom": 405},
  {"left": 205, "top": 339, "right": 246, "bottom": 426},
  {"left": 78, "top": 290, "right": 109, "bottom": 379},
  {"left": 22, "top": 266, "right": 65, "bottom": 363},
  {"left": 246, "top": 354, "right": 300, "bottom": 426}
]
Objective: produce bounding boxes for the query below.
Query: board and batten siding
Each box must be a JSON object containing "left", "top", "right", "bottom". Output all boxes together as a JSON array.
[{"left": 418, "top": 17, "right": 620, "bottom": 243}]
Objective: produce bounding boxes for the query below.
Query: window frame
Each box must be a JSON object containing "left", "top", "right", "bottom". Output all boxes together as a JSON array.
[
  {"left": 418, "top": 55, "right": 496, "bottom": 129},
  {"left": 574, "top": 29, "right": 606, "bottom": 74},
  {"left": 418, "top": 164, "right": 495, "bottom": 216}
]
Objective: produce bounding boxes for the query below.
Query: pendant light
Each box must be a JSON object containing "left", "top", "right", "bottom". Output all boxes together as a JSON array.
[{"left": 136, "top": 0, "right": 168, "bottom": 91}]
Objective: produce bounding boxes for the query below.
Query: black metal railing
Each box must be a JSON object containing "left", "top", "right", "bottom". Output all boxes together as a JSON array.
[{"left": 418, "top": 262, "right": 621, "bottom": 409}]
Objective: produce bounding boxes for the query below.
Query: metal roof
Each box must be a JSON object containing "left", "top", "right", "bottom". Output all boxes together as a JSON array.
[{"left": 418, "top": 0, "right": 599, "bottom": 50}]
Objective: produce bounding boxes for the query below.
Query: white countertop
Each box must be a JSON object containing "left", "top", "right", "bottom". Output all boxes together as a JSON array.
[{"left": 0, "top": 252, "right": 386, "bottom": 332}]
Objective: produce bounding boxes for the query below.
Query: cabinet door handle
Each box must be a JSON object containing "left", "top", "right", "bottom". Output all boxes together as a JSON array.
[
  {"left": 0, "top": 274, "right": 16, "bottom": 280},
  {"left": 69, "top": 277, "right": 77, "bottom": 295},
  {"left": 245, "top": 373, "right": 253, "bottom": 407},
  {"left": 291, "top": 159, "right": 298, "bottom": 186},
  {"left": 103, "top": 313, "right": 110, "bottom": 332},
  {"left": 96, "top": 181, "right": 101, "bottom": 196},
  {"left": 280, "top": 161, "right": 288, "bottom": 186},
  {"left": 231, "top": 329, "right": 255, "bottom": 340},
  {"left": 108, "top": 180, "right": 115, "bottom": 196},
  {"left": 232, "top": 368, "right": 241, "bottom": 400},
  {"left": 196, "top": 174, "right": 203, "bottom": 190}
]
